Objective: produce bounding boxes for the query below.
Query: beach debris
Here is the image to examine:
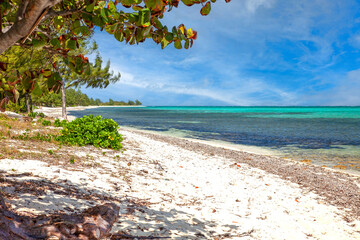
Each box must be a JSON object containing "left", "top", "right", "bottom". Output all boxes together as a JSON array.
[
  {"left": 300, "top": 159, "right": 312, "bottom": 164},
  {"left": 0, "top": 196, "right": 119, "bottom": 240},
  {"left": 333, "top": 165, "right": 347, "bottom": 170}
]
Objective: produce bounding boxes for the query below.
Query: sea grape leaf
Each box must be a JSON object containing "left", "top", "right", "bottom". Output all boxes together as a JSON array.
[
  {"left": 53, "top": 16, "right": 64, "bottom": 29},
  {"left": 32, "top": 82, "right": 42, "bottom": 95},
  {"left": 174, "top": 39, "right": 182, "bottom": 49},
  {"left": 200, "top": 2, "right": 211, "bottom": 16}
]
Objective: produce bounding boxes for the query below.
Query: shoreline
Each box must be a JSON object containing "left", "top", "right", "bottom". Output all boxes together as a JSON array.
[
  {"left": 65, "top": 106, "right": 360, "bottom": 177},
  {"left": 53, "top": 107, "right": 360, "bottom": 212},
  {"left": 121, "top": 126, "right": 360, "bottom": 177},
  {"left": 1, "top": 108, "right": 360, "bottom": 238}
]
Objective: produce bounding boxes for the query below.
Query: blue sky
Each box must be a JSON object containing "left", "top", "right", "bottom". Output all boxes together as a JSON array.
[{"left": 82, "top": 0, "right": 360, "bottom": 106}]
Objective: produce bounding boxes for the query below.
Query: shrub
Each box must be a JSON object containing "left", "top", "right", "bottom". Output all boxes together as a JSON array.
[
  {"left": 28, "top": 112, "right": 37, "bottom": 118},
  {"left": 57, "top": 115, "right": 123, "bottom": 150},
  {"left": 54, "top": 119, "right": 68, "bottom": 127},
  {"left": 42, "top": 120, "right": 51, "bottom": 126},
  {"left": 38, "top": 112, "right": 46, "bottom": 118}
]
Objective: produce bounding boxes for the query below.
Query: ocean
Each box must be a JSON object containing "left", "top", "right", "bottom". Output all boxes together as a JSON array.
[{"left": 68, "top": 106, "right": 360, "bottom": 174}]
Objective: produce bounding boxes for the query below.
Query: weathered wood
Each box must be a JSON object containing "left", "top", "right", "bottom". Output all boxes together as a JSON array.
[{"left": 0, "top": 196, "right": 119, "bottom": 240}]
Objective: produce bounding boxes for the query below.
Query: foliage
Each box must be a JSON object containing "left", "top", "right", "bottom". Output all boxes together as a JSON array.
[
  {"left": 103, "top": 98, "right": 142, "bottom": 106},
  {"left": 32, "top": 87, "right": 141, "bottom": 107},
  {"left": 0, "top": 0, "right": 231, "bottom": 111},
  {"left": 5, "top": 101, "right": 26, "bottom": 113},
  {"left": 0, "top": 40, "right": 120, "bottom": 113},
  {"left": 54, "top": 119, "right": 68, "bottom": 128},
  {"left": 41, "top": 120, "right": 52, "bottom": 126},
  {"left": 13, "top": 132, "right": 55, "bottom": 142},
  {"left": 57, "top": 115, "right": 123, "bottom": 150},
  {"left": 28, "top": 112, "right": 38, "bottom": 118},
  {"left": 33, "top": 88, "right": 94, "bottom": 107},
  {"left": 38, "top": 112, "right": 46, "bottom": 118}
]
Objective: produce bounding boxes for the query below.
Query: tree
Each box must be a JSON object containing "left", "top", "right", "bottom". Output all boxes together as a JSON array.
[
  {"left": 0, "top": 0, "right": 231, "bottom": 111},
  {"left": 57, "top": 41, "right": 120, "bottom": 119},
  {"left": 0, "top": 45, "right": 51, "bottom": 113},
  {"left": 0, "top": 0, "right": 231, "bottom": 237},
  {"left": 135, "top": 99, "right": 142, "bottom": 105}
]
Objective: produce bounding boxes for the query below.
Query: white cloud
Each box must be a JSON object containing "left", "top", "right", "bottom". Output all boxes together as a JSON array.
[
  {"left": 245, "top": 0, "right": 276, "bottom": 14},
  {"left": 85, "top": 0, "right": 360, "bottom": 106},
  {"left": 296, "top": 69, "right": 360, "bottom": 106}
]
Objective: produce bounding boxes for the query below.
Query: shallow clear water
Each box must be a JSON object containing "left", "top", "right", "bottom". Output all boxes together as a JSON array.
[{"left": 69, "top": 106, "right": 360, "bottom": 173}]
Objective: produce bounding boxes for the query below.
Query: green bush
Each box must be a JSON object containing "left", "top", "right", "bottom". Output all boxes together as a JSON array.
[
  {"left": 6, "top": 101, "right": 26, "bottom": 113},
  {"left": 57, "top": 115, "right": 123, "bottom": 150},
  {"left": 42, "top": 120, "right": 51, "bottom": 126},
  {"left": 54, "top": 119, "right": 68, "bottom": 127},
  {"left": 28, "top": 112, "right": 37, "bottom": 118},
  {"left": 38, "top": 112, "right": 45, "bottom": 118}
]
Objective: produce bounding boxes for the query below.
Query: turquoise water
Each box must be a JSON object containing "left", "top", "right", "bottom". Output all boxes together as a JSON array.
[
  {"left": 146, "top": 106, "right": 360, "bottom": 118},
  {"left": 69, "top": 106, "right": 360, "bottom": 173}
]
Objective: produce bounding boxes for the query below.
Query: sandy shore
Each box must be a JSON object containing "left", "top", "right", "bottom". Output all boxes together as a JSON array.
[{"left": 1, "top": 109, "right": 360, "bottom": 239}]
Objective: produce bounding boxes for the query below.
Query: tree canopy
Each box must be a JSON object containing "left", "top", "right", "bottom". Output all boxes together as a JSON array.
[{"left": 0, "top": 0, "right": 231, "bottom": 111}]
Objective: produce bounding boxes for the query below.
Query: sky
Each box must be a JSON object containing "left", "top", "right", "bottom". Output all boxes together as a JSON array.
[{"left": 82, "top": 0, "right": 360, "bottom": 106}]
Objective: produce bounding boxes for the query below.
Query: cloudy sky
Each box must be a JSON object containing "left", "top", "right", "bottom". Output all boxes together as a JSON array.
[{"left": 82, "top": 0, "right": 360, "bottom": 106}]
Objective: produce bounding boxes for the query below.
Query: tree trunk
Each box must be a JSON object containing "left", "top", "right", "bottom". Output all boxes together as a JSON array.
[
  {"left": 61, "top": 81, "right": 67, "bottom": 120},
  {"left": 0, "top": 195, "right": 119, "bottom": 240},
  {"left": 29, "top": 94, "right": 33, "bottom": 112},
  {"left": 24, "top": 92, "right": 31, "bottom": 114}
]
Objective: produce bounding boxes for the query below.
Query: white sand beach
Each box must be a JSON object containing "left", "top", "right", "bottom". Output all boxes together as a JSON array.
[{"left": 0, "top": 109, "right": 359, "bottom": 239}]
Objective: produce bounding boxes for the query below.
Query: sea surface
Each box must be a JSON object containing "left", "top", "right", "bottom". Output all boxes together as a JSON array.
[{"left": 69, "top": 106, "right": 360, "bottom": 174}]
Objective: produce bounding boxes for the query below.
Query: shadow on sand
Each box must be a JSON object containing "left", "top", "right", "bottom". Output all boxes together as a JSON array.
[{"left": 0, "top": 171, "right": 253, "bottom": 239}]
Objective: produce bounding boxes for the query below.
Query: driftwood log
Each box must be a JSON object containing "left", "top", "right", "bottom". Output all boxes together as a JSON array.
[{"left": 0, "top": 196, "right": 119, "bottom": 240}]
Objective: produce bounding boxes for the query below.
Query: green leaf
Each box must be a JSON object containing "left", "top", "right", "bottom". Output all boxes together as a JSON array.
[
  {"left": 108, "top": 1, "right": 116, "bottom": 13},
  {"left": 181, "top": 0, "right": 195, "bottom": 6},
  {"left": 84, "top": 63, "right": 91, "bottom": 75},
  {"left": 80, "top": 26, "right": 91, "bottom": 36},
  {"left": 184, "top": 39, "right": 190, "bottom": 49},
  {"left": 72, "top": 20, "right": 81, "bottom": 35},
  {"left": 101, "top": 8, "right": 110, "bottom": 22},
  {"left": 32, "top": 82, "right": 42, "bottom": 95},
  {"left": 105, "top": 24, "right": 116, "bottom": 34},
  {"left": 32, "top": 39, "right": 46, "bottom": 49},
  {"left": 98, "top": 1, "right": 106, "bottom": 8},
  {"left": 66, "top": 39, "right": 77, "bottom": 50},
  {"left": 200, "top": 2, "right": 211, "bottom": 16},
  {"left": 85, "top": 2, "right": 95, "bottom": 12},
  {"left": 115, "top": 30, "right": 125, "bottom": 42},
  {"left": 174, "top": 39, "right": 182, "bottom": 49},
  {"left": 161, "top": 38, "right": 170, "bottom": 49},
  {"left": 138, "top": 8, "right": 151, "bottom": 26},
  {"left": 93, "top": 15, "right": 104, "bottom": 27},
  {"left": 50, "top": 38, "right": 61, "bottom": 49},
  {"left": 165, "top": 32, "right": 173, "bottom": 41},
  {"left": 152, "top": 17, "right": 163, "bottom": 29},
  {"left": 53, "top": 16, "right": 64, "bottom": 29}
]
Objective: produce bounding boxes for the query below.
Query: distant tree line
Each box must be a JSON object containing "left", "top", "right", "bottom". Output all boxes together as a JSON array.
[
  {"left": 29, "top": 88, "right": 141, "bottom": 107},
  {"left": 105, "top": 98, "right": 142, "bottom": 106}
]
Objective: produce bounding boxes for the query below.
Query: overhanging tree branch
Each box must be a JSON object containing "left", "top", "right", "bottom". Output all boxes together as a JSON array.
[{"left": 0, "top": 0, "right": 61, "bottom": 54}]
